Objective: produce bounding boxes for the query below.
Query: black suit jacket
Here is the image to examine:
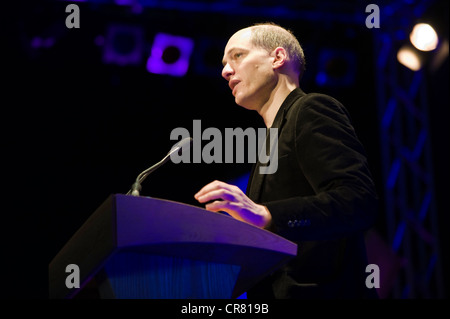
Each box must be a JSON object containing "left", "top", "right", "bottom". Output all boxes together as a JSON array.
[{"left": 246, "top": 88, "right": 379, "bottom": 299}]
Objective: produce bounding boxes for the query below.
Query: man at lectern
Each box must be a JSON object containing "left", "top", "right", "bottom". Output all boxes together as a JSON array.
[{"left": 195, "top": 22, "right": 379, "bottom": 299}]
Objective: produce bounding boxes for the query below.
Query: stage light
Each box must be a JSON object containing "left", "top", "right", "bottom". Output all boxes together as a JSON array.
[
  {"left": 397, "top": 45, "right": 422, "bottom": 71},
  {"left": 429, "top": 39, "right": 449, "bottom": 72},
  {"left": 102, "top": 24, "right": 144, "bottom": 66},
  {"left": 193, "top": 37, "right": 226, "bottom": 77},
  {"left": 146, "top": 33, "right": 194, "bottom": 77},
  {"left": 410, "top": 23, "right": 439, "bottom": 52},
  {"left": 315, "top": 48, "right": 357, "bottom": 87}
]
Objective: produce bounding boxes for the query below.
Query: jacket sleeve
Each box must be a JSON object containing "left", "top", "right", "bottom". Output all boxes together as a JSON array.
[{"left": 264, "top": 93, "right": 379, "bottom": 241}]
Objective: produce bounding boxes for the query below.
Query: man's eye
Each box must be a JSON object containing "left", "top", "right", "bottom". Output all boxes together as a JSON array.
[{"left": 235, "top": 53, "right": 243, "bottom": 58}]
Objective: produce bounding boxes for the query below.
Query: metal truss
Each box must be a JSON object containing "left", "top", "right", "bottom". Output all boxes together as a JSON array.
[{"left": 373, "top": 0, "right": 444, "bottom": 299}]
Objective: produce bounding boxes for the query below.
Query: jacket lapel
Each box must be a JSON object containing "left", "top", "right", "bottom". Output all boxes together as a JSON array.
[{"left": 246, "top": 88, "right": 304, "bottom": 202}]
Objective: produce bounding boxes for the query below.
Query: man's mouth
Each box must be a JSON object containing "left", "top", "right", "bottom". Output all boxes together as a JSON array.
[{"left": 229, "top": 79, "right": 240, "bottom": 94}]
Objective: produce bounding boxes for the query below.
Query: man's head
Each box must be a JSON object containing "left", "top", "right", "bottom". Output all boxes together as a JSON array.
[
  {"left": 222, "top": 23, "right": 306, "bottom": 111},
  {"left": 250, "top": 22, "right": 306, "bottom": 77}
]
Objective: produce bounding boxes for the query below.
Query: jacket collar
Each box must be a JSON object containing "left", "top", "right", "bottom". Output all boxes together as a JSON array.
[
  {"left": 246, "top": 87, "right": 306, "bottom": 201},
  {"left": 270, "top": 87, "right": 306, "bottom": 131}
]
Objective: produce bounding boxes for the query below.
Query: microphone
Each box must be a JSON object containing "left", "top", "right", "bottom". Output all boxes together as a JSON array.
[{"left": 127, "top": 137, "right": 193, "bottom": 196}]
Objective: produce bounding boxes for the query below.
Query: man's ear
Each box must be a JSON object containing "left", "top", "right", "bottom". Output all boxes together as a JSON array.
[{"left": 272, "top": 47, "right": 288, "bottom": 69}]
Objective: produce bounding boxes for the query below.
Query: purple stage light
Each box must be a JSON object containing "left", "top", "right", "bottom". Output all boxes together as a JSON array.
[
  {"left": 315, "top": 48, "right": 357, "bottom": 88},
  {"left": 194, "top": 37, "right": 226, "bottom": 77},
  {"left": 146, "top": 33, "right": 194, "bottom": 77},
  {"left": 102, "top": 24, "right": 144, "bottom": 66}
]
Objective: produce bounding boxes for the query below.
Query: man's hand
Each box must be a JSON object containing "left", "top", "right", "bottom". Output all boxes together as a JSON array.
[{"left": 194, "top": 180, "right": 272, "bottom": 229}]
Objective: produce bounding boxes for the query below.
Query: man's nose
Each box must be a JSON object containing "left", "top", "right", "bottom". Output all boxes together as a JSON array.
[{"left": 221, "top": 63, "right": 234, "bottom": 81}]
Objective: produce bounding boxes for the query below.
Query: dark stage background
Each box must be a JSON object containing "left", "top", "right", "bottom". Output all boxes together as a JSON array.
[{"left": 3, "top": 0, "right": 448, "bottom": 301}]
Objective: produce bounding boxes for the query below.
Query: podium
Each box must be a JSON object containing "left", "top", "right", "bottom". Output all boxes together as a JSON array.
[{"left": 49, "top": 194, "right": 297, "bottom": 299}]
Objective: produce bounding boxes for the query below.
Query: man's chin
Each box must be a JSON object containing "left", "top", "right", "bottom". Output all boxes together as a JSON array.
[{"left": 235, "top": 96, "right": 254, "bottom": 110}]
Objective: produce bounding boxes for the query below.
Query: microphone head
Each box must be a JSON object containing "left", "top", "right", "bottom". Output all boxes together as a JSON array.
[
  {"left": 132, "top": 137, "right": 193, "bottom": 193},
  {"left": 168, "top": 137, "right": 193, "bottom": 156}
]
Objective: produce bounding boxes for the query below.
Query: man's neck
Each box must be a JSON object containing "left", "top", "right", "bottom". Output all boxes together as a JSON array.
[{"left": 258, "top": 80, "right": 298, "bottom": 128}]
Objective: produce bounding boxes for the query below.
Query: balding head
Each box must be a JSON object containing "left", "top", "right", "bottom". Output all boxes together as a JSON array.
[{"left": 247, "top": 23, "right": 306, "bottom": 79}]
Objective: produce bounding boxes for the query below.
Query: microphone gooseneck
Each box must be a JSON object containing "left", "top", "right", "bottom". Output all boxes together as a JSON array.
[{"left": 127, "top": 137, "right": 193, "bottom": 196}]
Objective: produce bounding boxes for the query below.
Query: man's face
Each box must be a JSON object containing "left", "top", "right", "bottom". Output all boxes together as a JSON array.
[{"left": 221, "top": 28, "right": 276, "bottom": 111}]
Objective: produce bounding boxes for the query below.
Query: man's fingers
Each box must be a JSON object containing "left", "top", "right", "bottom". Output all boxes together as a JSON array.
[
  {"left": 204, "top": 200, "right": 227, "bottom": 212},
  {"left": 194, "top": 180, "right": 218, "bottom": 199},
  {"left": 205, "top": 201, "right": 247, "bottom": 223},
  {"left": 195, "top": 188, "right": 235, "bottom": 203},
  {"left": 194, "top": 180, "right": 233, "bottom": 201},
  {"left": 194, "top": 180, "right": 250, "bottom": 223}
]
